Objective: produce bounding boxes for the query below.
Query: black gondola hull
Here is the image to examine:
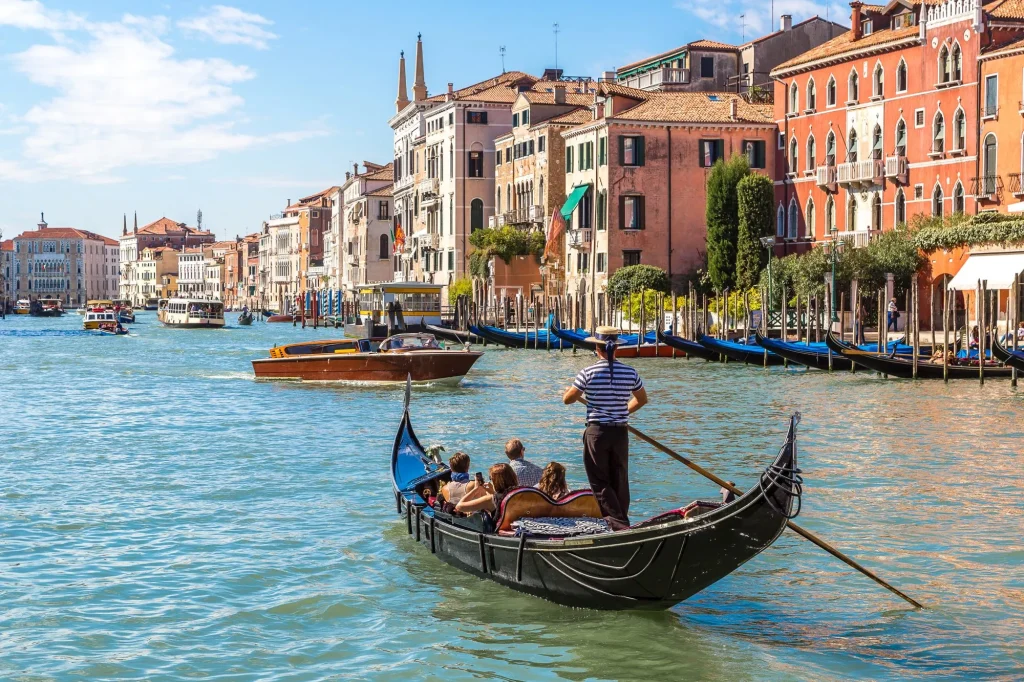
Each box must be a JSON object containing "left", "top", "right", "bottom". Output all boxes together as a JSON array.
[
  {"left": 391, "top": 407, "right": 800, "bottom": 610},
  {"left": 825, "top": 331, "right": 1013, "bottom": 379},
  {"left": 426, "top": 324, "right": 483, "bottom": 345},
  {"left": 755, "top": 332, "right": 854, "bottom": 371},
  {"left": 655, "top": 330, "right": 720, "bottom": 361},
  {"left": 992, "top": 336, "right": 1024, "bottom": 371},
  {"left": 698, "top": 335, "right": 786, "bottom": 366}
]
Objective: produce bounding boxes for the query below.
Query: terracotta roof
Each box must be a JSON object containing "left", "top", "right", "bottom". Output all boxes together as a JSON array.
[
  {"left": 542, "top": 108, "right": 595, "bottom": 126},
  {"left": 597, "top": 81, "right": 650, "bottom": 100},
  {"left": 297, "top": 187, "right": 340, "bottom": 205},
  {"left": 981, "top": 33, "right": 1024, "bottom": 58},
  {"left": 363, "top": 162, "right": 394, "bottom": 182},
  {"left": 424, "top": 71, "right": 537, "bottom": 103},
  {"left": 211, "top": 240, "right": 238, "bottom": 249},
  {"left": 688, "top": 39, "right": 736, "bottom": 51},
  {"left": 610, "top": 92, "right": 773, "bottom": 124},
  {"left": 92, "top": 233, "right": 119, "bottom": 246},
  {"left": 365, "top": 185, "right": 394, "bottom": 197},
  {"left": 989, "top": 0, "right": 1024, "bottom": 19},
  {"left": 136, "top": 217, "right": 210, "bottom": 237},
  {"left": 15, "top": 227, "right": 91, "bottom": 240},
  {"left": 521, "top": 91, "right": 596, "bottom": 105},
  {"left": 459, "top": 83, "right": 523, "bottom": 103},
  {"left": 772, "top": 24, "right": 920, "bottom": 74},
  {"left": 0, "top": 239, "right": 13, "bottom": 251}
]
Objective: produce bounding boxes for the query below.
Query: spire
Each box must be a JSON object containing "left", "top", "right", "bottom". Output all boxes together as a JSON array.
[
  {"left": 133, "top": 211, "right": 138, "bottom": 234},
  {"left": 396, "top": 50, "right": 410, "bottom": 113},
  {"left": 413, "top": 33, "right": 427, "bottom": 102},
  {"left": 123, "top": 214, "right": 127, "bottom": 236}
]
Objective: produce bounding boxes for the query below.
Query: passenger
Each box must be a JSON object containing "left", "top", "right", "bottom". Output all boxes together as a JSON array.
[
  {"left": 455, "top": 463, "right": 519, "bottom": 516},
  {"left": 1018, "top": 321, "right": 1024, "bottom": 341},
  {"left": 504, "top": 438, "right": 543, "bottom": 487},
  {"left": 970, "top": 325, "right": 981, "bottom": 349},
  {"left": 421, "top": 483, "right": 437, "bottom": 507},
  {"left": 887, "top": 298, "right": 900, "bottom": 333},
  {"left": 440, "top": 452, "right": 475, "bottom": 506},
  {"left": 536, "top": 462, "right": 569, "bottom": 501}
]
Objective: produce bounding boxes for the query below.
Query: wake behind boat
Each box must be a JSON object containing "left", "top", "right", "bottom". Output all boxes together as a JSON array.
[{"left": 391, "top": 386, "right": 803, "bottom": 610}]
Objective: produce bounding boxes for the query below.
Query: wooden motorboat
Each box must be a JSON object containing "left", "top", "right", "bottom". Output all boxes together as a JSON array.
[
  {"left": 699, "top": 334, "right": 785, "bottom": 366},
  {"left": 992, "top": 335, "right": 1024, "bottom": 371},
  {"left": 252, "top": 333, "right": 483, "bottom": 384},
  {"left": 655, "top": 330, "right": 721, "bottom": 361},
  {"left": 825, "top": 330, "right": 1012, "bottom": 379},
  {"left": 391, "top": 386, "right": 803, "bottom": 610},
  {"left": 265, "top": 313, "right": 296, "bottom": 323}
]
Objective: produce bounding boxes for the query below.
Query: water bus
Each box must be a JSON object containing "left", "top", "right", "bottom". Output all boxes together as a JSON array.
[
  {"left": 14, "top": 299, "right": 31, "bottom": 315},
  {"left": 161, "top": 298, "right": 225, "bottom": 329},
  {"left": 83, "top": 309, "right": 119, "bottom": 330},
  {"left": 30, "top": 298, "right": 65, "bottom": 317},
  {"left": 346, "top": 282, "right": 445, "bottom": 340}
]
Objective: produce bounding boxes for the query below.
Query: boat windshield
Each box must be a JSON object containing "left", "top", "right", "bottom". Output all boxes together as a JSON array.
[{"left": 380, "top": 335, "right": 441, "bottom": 351}]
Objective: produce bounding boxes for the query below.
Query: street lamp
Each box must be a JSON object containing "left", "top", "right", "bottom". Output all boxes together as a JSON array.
[
  {"left": 826, "top": 224, "right": 844, "bottom": 323},
  {"left": 760, "top": 236, "right": 776, "bottom": 301}
]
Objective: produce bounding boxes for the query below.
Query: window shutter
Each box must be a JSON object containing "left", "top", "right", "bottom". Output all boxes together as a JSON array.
[
  {"left": 638, "top": 196, "right": 646, "bottom": 229},
  {"left": 481, "top": 111, "right": 488, "bottom": 124},
  {"left": 567, "top": 147, "right": 573, "bottom": 172},
  {"left": 618, "top": 136, "right": 625, "bottom": 165},
  {"left": 619, "top": 195, "right": 626, "bottom": 229},
  {"left": 637, "top": 137, "right": 646, "bottom": 166}
]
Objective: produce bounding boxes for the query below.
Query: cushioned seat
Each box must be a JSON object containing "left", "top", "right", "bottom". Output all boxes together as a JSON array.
[{"left": 493, "top": 488, "right": 602, "bottom": 533}]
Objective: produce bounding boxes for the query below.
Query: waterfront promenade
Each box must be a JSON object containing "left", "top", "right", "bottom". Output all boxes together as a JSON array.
[{"left": 1, "top": 312, "right": 1022, "bottom": 679}]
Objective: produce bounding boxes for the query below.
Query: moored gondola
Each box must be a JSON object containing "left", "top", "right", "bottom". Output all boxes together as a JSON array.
[
  {"left": 425, "top": 324, "right": 484, "bottom": 345},
  {"left": 548, "top": 320, "right": 673, "bottom": 357},
  {"left": 989, "top": 335, "right": 1024, "bottom": 371},
  {"left": 469, "top": 322, "right": 573, "bottom": 350},
  {"left": 391, "top": 386, "right": 803, "bottom": 610},
  {"left": 699, "top": 334, "right": 785, "bottom": 366},
  {"left": 655, "top": 330, "right": 721, "bottom": 361},
  {"left": 756, "top": 331, "right": 855, "bottom": 371},
  {"left": 825, "top": 330, "right": 1013, "bottom": 379}
]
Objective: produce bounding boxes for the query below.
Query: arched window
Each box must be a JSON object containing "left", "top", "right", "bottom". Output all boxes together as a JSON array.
[
  {"left": 506, "top": 184, "right": 511, "bottom": 210},
  {"left": 933, "top": 111, "right": 945, "bottom": 153},
  {"left": 872, "top": 124, "right": 883, "bottom": 161},
  {"left": 951, "top": 42, "right": 962, "bottom": 81},
  {"left": 789, "top": 136, "right": 798, "bottom": 173},
  {"left": 827, "top": 76, "right": 837, "bottom": 106},
  {"left": 847, "top": 196, "right": 858, "bottom": 231},
  {"left": 379, "top": 234, "right": 389, "bottom": 259},
  {"left": 790, "top": 82, "right": 799, "bottom": 114},
  {"left": 471, "top": 198, "right": 484, "bottom": 232},
  {"left": 871, "top": 194, "right": 882, "bottom": 231},
  {"left": 826, "top": 131, "right": 836, "bottom": 166},
  {"left": 932, "top": 184, "right": 944, "bottom": 217},
  {"left": 873, "top": 63, "right": 884, "bottom": 97},
  {"left": 848, "top": 129, "right": 858, "bottom": 162},
  {"left": 896, "top": 59, "right": 908, "bottom": 93},
  {"left": 848, "top": 70, "right": 859, "bottom": 102},
  {"left": 496, "top": 188, "right": 501, "bottom": 214},
  {"left": 825, "top": 196, "right": 836, "bottom": 233},
  {"left": 806, "top": 135, "right": 816, "bottom": 171},
  {"left": 806, "top": 197, "right": 816, "bottom": 239},
  {"left": 788, "top": 199, "right": 799, "bottom": 239},
  {"left": 953, "top": 108, "right": 966, "bottom": 151},
  {"left": 807, "top": 78, "right": 816, "bottom": 110},
  {"left": 895, "top": 119, "right": 907, "bottom": 156},
  {"left": 776, "top": 204, "right": 785, "bottom": 237},
  {"left": 895, "top": 188, "right": 906, "bottom": 225},
  {"left": 984, "top": 133, "right": 998, "bottom": 195},
  {"left": 939, "top": 45, "right": 950, "bottom": 83},
  {"left": 953, "top": 181, "right": 965, "bottom": 214},
  {"left": 539, "top": 177, "right": 545, "bottom": 205}
]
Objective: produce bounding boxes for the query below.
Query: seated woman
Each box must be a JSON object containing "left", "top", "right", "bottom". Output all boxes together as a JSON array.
[
  {"left": 455, "top": 463, "right": 519, "bottom": 516},
  {"left": 536, "top": 462, "right": 569, "bottom": 501},
  {"left": 439, "top": 452, "right": 476, "bottom": 506}
]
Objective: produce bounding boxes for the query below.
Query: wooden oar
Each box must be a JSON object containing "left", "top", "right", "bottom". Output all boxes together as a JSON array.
[{"left": 576, "top": 400, "right": 924, "bottom": 609}]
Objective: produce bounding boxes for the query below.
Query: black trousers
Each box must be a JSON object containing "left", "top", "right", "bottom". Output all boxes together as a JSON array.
[{"left": 583, "top": 423, "right": 630, "bottom": 530}]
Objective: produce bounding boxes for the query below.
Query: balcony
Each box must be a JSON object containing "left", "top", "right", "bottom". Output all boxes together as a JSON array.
[
  {"left": 504, "top": 205, "right": 544, "bottom": 226},
  {"left": 1009, "top": 173, "right": 1024, "bottom": 197},
  {"left": 837, "top": 159, "right": 881, "bottom": 186},
  {"left": 567, "top": 229, "right": 592, "bottom": 250},
  {"left": 422, "top": 233, "right": 441, "bottom": 251},
  {"left": 618, "top": 67, "right": 690, "bottom": 92},
  {"left": 885, "top": 155, "right": 908, "bottom": 183},
  {"left": 418, "top": 177, "right": 439, "bottom": 198},
  {"left": 838, "top": 230, "right": 872, "bottom": 249},
  {"left": 815, "top": 165, "right": 837, "bottom": 189},
  {"left": 971, "top": 175, "right": 1002, "bottom": 201}
]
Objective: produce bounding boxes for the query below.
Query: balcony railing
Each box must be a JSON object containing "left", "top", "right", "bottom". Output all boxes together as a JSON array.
[
  {"left": 421, "top": 233, "right": 440, "bottom": 251},
  {"left": 971, "top": 175, "right": 1002, "bottom": 199},
  {"left": 837, "top": 159, "right": 881, "bottom": 185},
  {"left": 618, "top": 67, "right": 690, "bottom": 91},
  {"left": 1009, "top": 172, "right": 1023, "bottom": 197},
  {"left": 418, "top": 177, "right": 439, "bottom": 196},
  {"left": 567, "top": 229, "right": 592, "bottom": 250},
  {"left": 885, "top": 154, "right": 908, "bottom": 181},
  {"left": 815, "top": 165, "right": 837, "bottom": 188},
  {"left": 838, "top": 230, "right": 872, "bottom": 249},
  {"left": 503, "top": 205, "right": 545, "bottom": 225}
]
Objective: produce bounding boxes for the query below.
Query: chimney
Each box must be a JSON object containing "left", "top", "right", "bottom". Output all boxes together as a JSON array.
[
  {"left": 133, "top": 211, "right": 138, "bottom": 234},
  {"left": 122, "top": 213, "right": 127, "bottom": 236},
  {"left": 729, "top": 98, "right": 738, "bottom": 121},
  {"left": 345, "top": 171, "right": 351, "bottom": 181},
  {"left": 780, "top": 14, "right": 792, "bottom": 31},
  {"left": 553, "top": 83, "right": 566, "bottom": 104},
  {"left": 353, "top": 163, "right": 359, "bottom": 176},
  {"left": 38, "top": 212, "right": 46, "bottom": 230},
  {"left": 446, "top": 82, "right": 454, "bottom": 102},
  {"left": 395, "top": 50, "right": 410, "bottom": 113},
  {"left": 601, "top": 70, "right": 617, "bottom": 83},
  {"left": 413, "top": 33, "right": 427, "bottom": 101},
  {"left": 851, "top": 2, "right": 863, "bottom": 41}
]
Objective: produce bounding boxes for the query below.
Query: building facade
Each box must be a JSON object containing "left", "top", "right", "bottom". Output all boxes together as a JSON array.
[{"left": 119, "top": 216, "right": 214, "bottom": 305}]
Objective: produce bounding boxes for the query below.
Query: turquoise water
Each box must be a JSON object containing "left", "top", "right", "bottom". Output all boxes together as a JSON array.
[{"left": 1, "top": 313, "right": 1022, "bottom": 681}]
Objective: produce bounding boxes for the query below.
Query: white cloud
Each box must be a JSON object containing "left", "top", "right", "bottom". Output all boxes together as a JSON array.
[
  {"left": 0, "top": 0, "right": 84, "bottom": 32},
  {"left": 1, "top": 3, "right": 320, "bottom": 184},
  {"left": 178, "top": 5, "right": 276, "bottom": 50},
  {"left": 678, "top": 0, "right": 848, "bottom": 39}
]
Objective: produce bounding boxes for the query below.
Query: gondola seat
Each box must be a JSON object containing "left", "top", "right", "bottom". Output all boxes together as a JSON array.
[
  {"left": 631, "top": 500, "right": 721, "bottom": 529},
  {"left": 493, "top": 488, "right": 603, "bottom": 534}
]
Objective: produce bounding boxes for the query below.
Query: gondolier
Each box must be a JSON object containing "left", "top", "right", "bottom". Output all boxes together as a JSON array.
[{"left": 562, "top": 326, "right": 648, "bottom": 530}]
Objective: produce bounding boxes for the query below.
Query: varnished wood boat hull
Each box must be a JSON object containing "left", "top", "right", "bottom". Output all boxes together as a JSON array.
[{"left": 252, "top": 350, "right": 483, "bottom": 384}]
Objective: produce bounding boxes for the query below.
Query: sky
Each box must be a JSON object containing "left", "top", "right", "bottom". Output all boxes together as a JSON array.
[{"left": 0, "top": 0, "right": 847, "bottom": 241}]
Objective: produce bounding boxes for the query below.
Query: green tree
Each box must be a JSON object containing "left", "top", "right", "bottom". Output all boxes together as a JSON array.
[
  {"left": 606, "top": 264, "right": 670, "bottom": 300},
  {"left": 705, "top": 154, "right": 750, "bottom": 291},
  {"left": 448, "top": 277, "right": 473, "bottom": 305},
  {"left": 467, "top": 227, "right": 545, "bottom": 279},
  {"left": 735, "top": 173, "right": 773, "bottom": 290}
]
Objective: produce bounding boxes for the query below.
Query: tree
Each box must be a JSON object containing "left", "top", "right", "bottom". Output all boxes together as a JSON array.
[
  {"left": 735, "top": 174, "right": 773, "bottom": 290},
  {"left": 196, "top": 209, "right": 203, "bottom": 230},
  {"left": 448, "top": 277, "right": 473, "bottom": 305},
  {"left": 606, "top": 264, "right": 670, "bottom": 300},
  {"left": 705, "top": 154, "right": 750, "bottom": 291},
  {"left": 467, "top": 227, "right": 545, "bottom": 279}
]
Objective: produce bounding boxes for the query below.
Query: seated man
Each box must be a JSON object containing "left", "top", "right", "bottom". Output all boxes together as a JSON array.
[
  {"left": 504, "top": 438, "right": 543, "bottom": 488},
  {"left": 439, "top": 452, "right": 476, "bottom": 506}
]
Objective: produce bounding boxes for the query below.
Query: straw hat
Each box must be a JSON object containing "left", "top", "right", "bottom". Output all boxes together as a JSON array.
[{"left": 584, "top": 325, "right": 625, "bottom": 345}]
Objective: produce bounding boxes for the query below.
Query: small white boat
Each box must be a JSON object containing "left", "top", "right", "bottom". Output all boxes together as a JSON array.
[{"left": 161, "top": 298, "right": 225, "bottom": 329}]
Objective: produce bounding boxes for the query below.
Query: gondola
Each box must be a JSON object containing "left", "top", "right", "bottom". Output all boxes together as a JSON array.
[
  {"left": 655, "top": 330, "right": 721, "bottom": 361},
  {"left": 755, "top": 331, "right": 855, "bottom": 371},
  {"left": 391, "top": 383, "right": 803, "bottom": 610},
  {"left": 548, "top": 320, "right": 673, "bottom": 357},
  {"left": 469, "top": 322, "right": 573, "bottom": 350},
  {"left": 237, "top": 311, "right": 253, "bottom": 326},
  {"left": 825, "top": 330, "right": 1013, "bottom": 379},
  {"left": 698, "top": 334, "right": 785, "bottom": 366},
  {"left": 990, "top": 335, "right": 1024, "bottom": 371},
  {"left": 425, "top": 324, "right": 483, "bottom": 345}
]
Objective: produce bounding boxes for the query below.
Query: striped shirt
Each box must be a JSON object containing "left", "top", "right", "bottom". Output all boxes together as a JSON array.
[{"left": 573, "top": 360, "right": 644, "bottom": 424}]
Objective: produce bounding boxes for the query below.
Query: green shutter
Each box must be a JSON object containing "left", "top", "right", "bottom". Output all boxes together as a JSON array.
[
  {"left": 618, "top": 136, "right": 625, "bottom": 165},
  {"left": 637, "top": 137, "right": 646, "bottom": 166},
  {"left": 567, "top": 147, "right": 573, "bottom": 172}
]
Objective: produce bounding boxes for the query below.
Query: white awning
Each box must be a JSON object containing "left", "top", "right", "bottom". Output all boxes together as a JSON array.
[{"left": 947, "top": 252, "right": 1024, "bottom": 291}]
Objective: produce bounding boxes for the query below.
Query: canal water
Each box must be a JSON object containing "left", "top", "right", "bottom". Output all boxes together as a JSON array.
[{"left": 1, "top": 313, "right": 1022, "bottom": 681}]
